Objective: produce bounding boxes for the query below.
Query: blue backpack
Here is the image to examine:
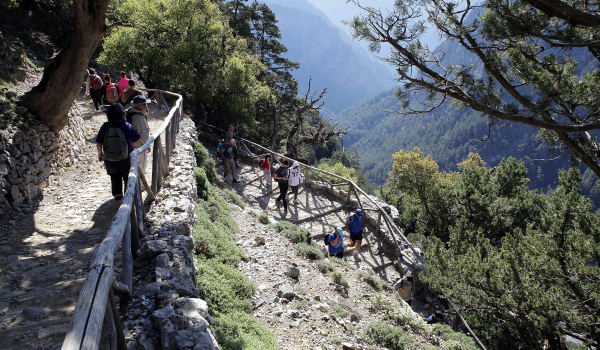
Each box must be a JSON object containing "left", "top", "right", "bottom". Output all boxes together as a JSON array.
[{"left": 217, "top": 142, "right": 225, "bottom": 154}]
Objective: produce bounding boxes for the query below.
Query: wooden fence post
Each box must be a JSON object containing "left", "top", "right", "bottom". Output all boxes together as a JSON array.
[
  {"left": 165, "top": 121, "right": 171, "bottom": 165},
  {"left": 151, "top": 136, "right": 160, "bottom": 194},
  {"left": 99, "top": 300, "right": 117, "bottom": 350},
  {"left": 135, "top": 180, "right": 145, "bottom": 238},
  {"left": 109, "top": 287, "right": 127, "bottom": 350},
  {"left": 347, "top": 182, "right": 352, "bottom": 203},
  {"left": 123, "top": 217, "right": 133, "bottom": 293}
]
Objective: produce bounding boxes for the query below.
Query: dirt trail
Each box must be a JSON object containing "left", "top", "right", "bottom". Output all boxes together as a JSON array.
[
  {"left": 219, "top": 160, "right": 433, "bottom": 350},
  {"left": 0, "top": 99, "right": 167, "bottom": 350}
]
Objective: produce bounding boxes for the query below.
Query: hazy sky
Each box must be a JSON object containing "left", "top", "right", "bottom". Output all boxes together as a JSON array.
[{"left": 306, "top": 0, "right": 440, "bottom": 50}]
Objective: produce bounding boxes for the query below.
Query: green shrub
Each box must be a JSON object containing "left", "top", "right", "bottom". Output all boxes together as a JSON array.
[
  {"left": 317, "top": 259, "right": 335, "bottom": 274},
  {"left": 365, "top": 321, "right": 415, "bottom": 350},
  {"left": 193, "top": 141, "right": 218, "bottom": 183},
  {"left": 196, "top": 258, "right": 256, "bottom": 314},
  {"left": 359, "top": 271, "right": 382, "bottom": 292},
  {"left": 270, "top": 221, "right": 310, "bottom": 243},
  {"left": 293, "top": 243, "right": 324, "bottom": 260},
  {"left": 331, "top": 270, "right": 350, "bottom": 289},
  {"left": 221, "top": 188, "right": 245, "bottom": 209},
  {"left": 194, "top": 167, "right": 210, "bottom": 200},
  {"left": 258, "top": 213, "right": 270, "bottom": 225},
  {"left": 330, "top": 256, "right": 353, "bottom": 268},
  {"left": 213, "top": 311, "right": 278, "bottom": 350}
]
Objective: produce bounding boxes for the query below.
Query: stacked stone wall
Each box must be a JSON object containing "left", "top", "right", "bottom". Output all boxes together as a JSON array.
[{"left": 0, "top": 104, "right": 86, "bottom": 217}]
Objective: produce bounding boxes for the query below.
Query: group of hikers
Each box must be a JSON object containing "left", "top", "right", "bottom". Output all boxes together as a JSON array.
[{"left": 90, "top": 70, "right": 153, "bottom": 204}]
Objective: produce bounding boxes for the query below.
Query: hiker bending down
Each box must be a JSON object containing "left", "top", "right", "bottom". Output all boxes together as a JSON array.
[
  {"left": 288, "top": 161, "right": 303, "bottom": 203},
  {"left": 96, "top": 103, "right": 141, "bottom": 204},
  {"left": 220, "top": 139, "right": 240, "bottom": 183},
  {"left": 327, "top": 227, "right": 345, "bottom": 259},
  {"left": 273, "top": 160, "right": 289, "bottom": 212},
  {"left": 260, "top": 155, "right": 272, "bottom": 188},
  {"left": 345, "top": 209, "right": 364, "bottom": 261},
  {"left": 126, "top": 96, "right": 152, "bottom": 175},
  {"left": 394, "top": 276, "right": 415, "bottom": 306}
]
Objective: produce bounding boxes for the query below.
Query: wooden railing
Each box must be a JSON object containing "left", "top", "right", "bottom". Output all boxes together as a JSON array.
[
  {"left": 61, "top": 90, "right": 183, "bottom": 350},
  {"left": 200, "top": 122, "right": 487, "bottom": 350}
]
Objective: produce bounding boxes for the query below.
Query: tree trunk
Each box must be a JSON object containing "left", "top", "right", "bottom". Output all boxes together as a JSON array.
[
  {"left": 267, "top": 94, "right": 279, "bottom": 150},
  {"left": 22, "top": 0, "right": 112, "bottom": 132}
]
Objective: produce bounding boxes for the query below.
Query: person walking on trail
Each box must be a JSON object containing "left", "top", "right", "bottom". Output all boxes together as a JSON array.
[
  {"left": 96, "top": 103, "right": 142, "bottom": 204},
  {"left": 327, "top": 227, "right": 345, "bottom": 259},
  {"left": 101, "top": 74, "right": 120, "bottom": 106},
  {"left": 126, "top": 96, "right": 152, "bottom": 175},
  {"left": 224, "top": 125, "right": 234, "bottom": 142},
  {"left": 88, "top": 68, "right": 103, "bottom": 111},
  {"left": 220, "top": 139, "right": 240, "bottom": 184},
  {"left": 346, "top": 209, "right": 365, "bottom": 261},
  {"left": 273, "top": 160, "right": 290, "bottom": 212},
  {"left": 121, "top": 79, "right": 142, "bottom": 106},
  {"left": 394, "top": 276, "right": 415, "bottom": 306},
  {"left": 116, "top": 71, "right": 129, "bottom": 98},
  {"left": 288, "top": 161, "right": 303, "bottom": 203},
  {"left": 260, "top": 155, "right": 272, "bottom": 188}
]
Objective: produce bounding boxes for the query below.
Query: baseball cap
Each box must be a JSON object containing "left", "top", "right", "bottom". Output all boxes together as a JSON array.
[
  {"left": 336, "top": 227, "right": 343, "bottom": 235},
  {"left": 132, "top": 96, "right": 151, "bottom": 105},
  {"left": 356, "top": 209, "right": 364, "bottom": 218}
]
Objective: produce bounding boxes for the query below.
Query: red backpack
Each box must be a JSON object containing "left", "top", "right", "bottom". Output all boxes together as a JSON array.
[
  {"left": 106, "top": 84, "right": 119, "bottom": 103},
  {"left": 90, "top": 75, "right": 102, "bottom": 90}
]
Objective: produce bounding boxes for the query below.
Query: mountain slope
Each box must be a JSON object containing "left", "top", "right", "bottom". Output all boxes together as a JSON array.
[{"left": 262, "top": 0, "right": 394, "bottom": 112}]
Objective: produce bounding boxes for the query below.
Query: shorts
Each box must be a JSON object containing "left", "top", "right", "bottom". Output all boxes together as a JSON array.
[
  {"left": 223, "top": 158, "right": 236, "bottom": 172},
  {"left": 350, "top": 231, "right": 363, "bottom": 243},
  {"left": 329, "top": 252, "right": 344, "bottom": 259}
]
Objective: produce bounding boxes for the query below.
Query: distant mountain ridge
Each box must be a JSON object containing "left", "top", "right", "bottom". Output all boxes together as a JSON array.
[{"left": 262, "top": 0, "right": 394, "bottom": 112}]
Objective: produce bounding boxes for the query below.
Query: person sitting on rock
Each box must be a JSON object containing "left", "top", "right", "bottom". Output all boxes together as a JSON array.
[
  {"left": 327, "top": 227, "right": 345, "bottom": 259},
  {"left": 96, "top": 103, "right": 141, "bottom": 204},
  {"left": 426, "top": 310, "right": 443, "bottom": 324},
  {"left": 126, "top": 96, "right": 152, "bottom": 175}
]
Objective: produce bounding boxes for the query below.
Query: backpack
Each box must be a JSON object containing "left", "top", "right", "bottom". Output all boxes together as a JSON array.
[
  {"left": 102, "top": 126, "right": 129, "bottom": 161},
  {"left": 106, "top": 84, "right": 119, "bottom": 103},
  {"left": 90, "top": 75, "right": 102, "bottom": 90},
  {"left": 217, "top": 142, "right": 225, "bottom": 154},
  {"left": 323, "top": 233, "right": 330, "bottom": 246}
]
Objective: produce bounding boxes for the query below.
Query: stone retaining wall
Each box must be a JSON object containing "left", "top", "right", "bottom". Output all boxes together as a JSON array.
[
  {"left": 121, "top": 115, "right": 221, "bottom": 350},
  {"left": 0, "top": 104, "right": 86, "bottom": 218}
]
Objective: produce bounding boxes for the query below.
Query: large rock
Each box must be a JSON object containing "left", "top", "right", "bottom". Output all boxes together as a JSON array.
[
  {"left": 179, "top": 298, "right": 210, "bottom": 319},
  {"left": 286, "top": 266, "right": 300, "bottom": 278},
  {"left": 193, "top": 331, "right": 216, "bottom": 350},
  {"left": 172, "top": 235, "right": 194, "bottom": 253},
  {"left": 137, "top": 240, "right": 168, "bottom": 259},
  {"left": 277, "top": 284, "right": 294, "bottom": 299},
  {"left": 261, "top": 293, "right": 279, "bottom": 304}
]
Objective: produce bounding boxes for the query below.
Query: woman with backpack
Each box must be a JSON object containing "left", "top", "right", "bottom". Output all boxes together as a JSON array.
[
  {"left": 116, "top": 71, "right": 130, "bottom": 98},
  {"left": 101, "top": 74, "right": 120, "bottom": 107},
  {"left": 259, "top": 155, "right": 272, "bottom": 188},
  {"left": 88, "top": 68, "right": 103, "bottom": 111},
  {"left": 96, "top": 103, "right": 142, "bottom": 204}
]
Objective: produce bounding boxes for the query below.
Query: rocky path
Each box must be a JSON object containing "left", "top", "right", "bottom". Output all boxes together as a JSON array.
[
  {"left": 219, "top": 160, "right": 434, "bottom": 350},
  {"left": 0, "top": 99, "right": 168, "bottom": 350}
]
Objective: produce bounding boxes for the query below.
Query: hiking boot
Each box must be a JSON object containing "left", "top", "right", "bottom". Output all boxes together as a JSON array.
[{"left": 233, "top": 179, "right": 240, "bottom": 184}]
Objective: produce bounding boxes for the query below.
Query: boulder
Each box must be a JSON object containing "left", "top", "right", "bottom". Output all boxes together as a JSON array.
[
  {"left": 137, "top": 240, "right": 168, "bottom": 259},
  {"left": 286, "top": 266, "right": 300, "bottom": 278},
  {"left": 277, "top": 283, "right": 294, "bottom": 299}
]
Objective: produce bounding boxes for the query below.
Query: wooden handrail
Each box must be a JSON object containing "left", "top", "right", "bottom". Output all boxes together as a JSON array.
[
  {"left": 198, "top": 121, "right": 486, "bottom": 350},
  {"left": 62, "top": 89, "right": 183, "bottom": 350}
]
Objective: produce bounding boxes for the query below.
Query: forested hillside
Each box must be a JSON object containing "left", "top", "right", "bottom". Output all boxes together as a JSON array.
[
  {"left": 261, "top": 0, "right": 394, "bottom": 113},
  {"left": 334, "top": 31, "right": 600, "bottom": 204}
]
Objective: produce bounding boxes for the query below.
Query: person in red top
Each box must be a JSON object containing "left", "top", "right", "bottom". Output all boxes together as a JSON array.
[{"left": 259, "top": 155, "right": 272, "bottom": 188}]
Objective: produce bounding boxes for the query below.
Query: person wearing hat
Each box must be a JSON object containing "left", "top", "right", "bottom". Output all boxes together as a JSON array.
[
  {"left": 220, "top": 139, "right": 240, "bottom": 183},
  {"left": 273, "top": 160, "right": 289, "bottom": 211},
  {"left": 126, "top": 96, "right": 152, "bottom": 175},
  {"left": 345, "top": 209, "right": 365, "bottom": 261},
  {"left": 327, "top": 227, "right": 345, "bottom": 259},
  {"left": 288, "top": 161, "right": 303, "bottom": 203}
]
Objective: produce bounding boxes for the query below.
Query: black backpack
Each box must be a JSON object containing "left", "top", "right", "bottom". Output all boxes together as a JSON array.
[
  {"left": 102, "top": 125, "right": 129, "bottom": 161},
  {"left": 323, "top": 233, "right": 330, "bottom": 246}
]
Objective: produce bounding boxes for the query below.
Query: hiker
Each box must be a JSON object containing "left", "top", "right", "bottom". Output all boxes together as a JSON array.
[
  {"left": 288, "top": 161, "right": 303, "bottom": 203},
  {"left": 273, "top": 160, "right": 290, "bottom": 212},
  {"left": 96, "top": 103, "right": 142, "bottom": 204},
  {"left": 183, "top": 107, "right": 191, "bottom": 117},
  {"left": 224, "top": 125, "right": 234, "bottom": 142},
  {"left": 116, "top": 71, "right": 130, "bottom": 97},
  {"left": 101, "top": 74, "right": 120, "bottom": 106},
  {"left": 426, "top": 311, "right": 443, "bottom": 324},
  {"left": 393, "top": 276, "right": 415, "bottom": 306},
  {"left": 88, "top": 68, "right": 103, "bottom": 111},
  {"left": 327, "top": 227, "right": 345, "bottom": 259},
  {"left": 126, "top": 96, "right": 152, "bottom": 175},
  {"left": 345, "top": 209, "right": 365, "bottom": 261},
  {"left": 121, "top": 79, "right": 143, "bottom": 106},
  {"left": 220, "top": 139, "right": 240, "bottom": 183},
  {"left": 259, "top": 155, "right": 272, "bottom": 188}
]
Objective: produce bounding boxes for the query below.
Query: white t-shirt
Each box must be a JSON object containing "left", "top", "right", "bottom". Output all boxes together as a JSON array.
[{"left": 288, "top": 167, "right": 302, "bottom": 186}]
